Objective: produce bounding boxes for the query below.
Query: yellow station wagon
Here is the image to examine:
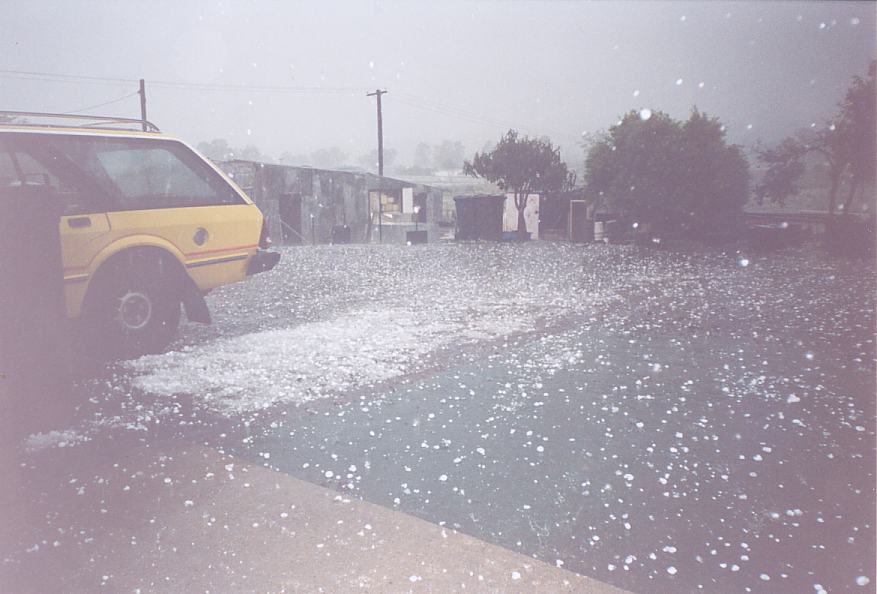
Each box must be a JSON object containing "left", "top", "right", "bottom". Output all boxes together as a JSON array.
[{"left": 0, "top": 112, "right": 280, "bottom": 357}]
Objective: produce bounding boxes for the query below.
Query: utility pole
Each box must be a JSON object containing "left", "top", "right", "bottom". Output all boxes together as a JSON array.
[
  {"left": 366, "top": 89, "right": 387, "bottom": 175},
  {"left": 138, "top": 79, "right": 147, "bottom": 131},
  {"left": 367, "top": 89, "right": 387, "bottom": 244}
]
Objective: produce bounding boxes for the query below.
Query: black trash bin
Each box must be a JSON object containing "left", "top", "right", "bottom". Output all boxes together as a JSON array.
[{"left": 454, "top": 195, "right": 505, "bottom": 241}]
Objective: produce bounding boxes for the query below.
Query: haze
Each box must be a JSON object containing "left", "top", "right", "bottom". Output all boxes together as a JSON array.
[{"left": 2, "top": 1, "right": 874, "bottom": 166}]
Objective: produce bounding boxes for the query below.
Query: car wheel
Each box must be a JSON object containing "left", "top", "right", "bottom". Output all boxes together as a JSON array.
[{"left": 85, "top": 253, "right": 181, "bottom": 359}]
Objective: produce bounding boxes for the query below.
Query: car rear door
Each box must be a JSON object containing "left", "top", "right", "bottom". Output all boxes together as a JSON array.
[{"left": 0, "top": 133, "right": 113, "bottom": 316}]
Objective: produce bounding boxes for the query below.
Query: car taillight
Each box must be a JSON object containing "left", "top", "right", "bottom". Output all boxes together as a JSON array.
[{"left": 259, "top": 217, "right": 271, "bottom": 249}]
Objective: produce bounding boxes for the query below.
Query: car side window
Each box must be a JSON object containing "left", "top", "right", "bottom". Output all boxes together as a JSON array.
[
  {"left": 4, "top": 134, "right": 244, "bottom": 212},
  {"left": 14, "top": 152, "right": 60, "bottom": 189},
  {"left": 95, "top": 144, "right": 242, "bottom": 209},
  {"left": 0, "top": 136, "right": 100, "bottom": 215}
]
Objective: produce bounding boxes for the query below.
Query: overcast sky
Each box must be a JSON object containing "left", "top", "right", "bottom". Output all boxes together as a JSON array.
[{"left": 2, "top": 1, "right": 875, "bottom": 166}]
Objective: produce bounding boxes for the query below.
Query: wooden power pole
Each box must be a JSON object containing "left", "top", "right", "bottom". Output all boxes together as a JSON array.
[
  {"left": 138, "top": 79, "right": 147, "bottom": 131},
  {"left": 366, "top": 89, "right": 387, "bottom": 175}
]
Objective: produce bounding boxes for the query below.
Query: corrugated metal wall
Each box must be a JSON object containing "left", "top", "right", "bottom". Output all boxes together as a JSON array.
[{"left": 219, "top": 160, "right": 442, "bottom": 245}]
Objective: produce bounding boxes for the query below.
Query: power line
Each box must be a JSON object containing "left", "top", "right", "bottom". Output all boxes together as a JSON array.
[
  {"left": 3, "top": 68, "right": 582, "bottom": 146},
  {"left": 0, "top": 73, "right": 135, "bottom": 89},
  {"left": 396, "top": 92, "right": 513, "bottom": 124},
  {"left": 395, "top": 93, "right": 582, "bottom": 144},
  {"left": 64, "top": 91, "right": 139, "bottom": 114},
  {"left": 394, "top": 95, "right": 539, "bottom": 134},
  {"left": 0, "top": 68, "right": 136, "bottom": 84},
  {"left": 394, "top": 96, "right": 516, "bottom": 130},
  {"left": 0, "top": 69, "right": 366, "bottom": 94},
  {"left": 147, "top": 81, "right": 364, "bottom": 94}
]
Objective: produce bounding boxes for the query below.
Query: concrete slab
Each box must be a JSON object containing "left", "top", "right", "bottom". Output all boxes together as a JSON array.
[{"left": 1, "top": 444, "right": 629, "bottom": 593}]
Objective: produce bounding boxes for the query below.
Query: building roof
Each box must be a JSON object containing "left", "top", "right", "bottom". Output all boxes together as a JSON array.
[
  {"left": 221, "top": 159, "right": 442, "bottom": 194},
  {"left": 453, "top": 193, "right": 505, "bottom": 202}
]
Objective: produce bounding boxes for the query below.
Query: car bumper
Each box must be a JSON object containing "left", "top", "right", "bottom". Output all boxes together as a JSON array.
[{"left": 246, "top": 249, "right": 281, "bottom": 275}]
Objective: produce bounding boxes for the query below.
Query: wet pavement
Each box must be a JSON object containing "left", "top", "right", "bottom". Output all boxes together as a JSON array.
[{"left": 5, "top": 241, "right": 875, "bottom": 593}]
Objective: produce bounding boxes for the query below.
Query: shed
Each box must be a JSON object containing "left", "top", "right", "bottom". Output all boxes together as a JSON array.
[{"left": 218, "top": 160, "right": 442, "bottom": 245}]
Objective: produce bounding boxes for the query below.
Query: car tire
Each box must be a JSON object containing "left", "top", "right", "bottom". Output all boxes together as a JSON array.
[{"left": 84, "top": 252, "right": 182, "bottom": 359}]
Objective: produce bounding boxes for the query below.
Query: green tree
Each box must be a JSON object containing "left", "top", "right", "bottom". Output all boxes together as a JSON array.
[
  {"left": 413, "top": 142, "right": 433, "bottom": 171},
  {"left": 679, "top": 109, "right": 750, "bottom": 232},
  {"left": 196, "top": 138, "right": 233, "bottom": 162},
  {"left": 585, "top": 109, "right": 749, "bottom": 238},
  {"left": 239, "top": 145, "right": 269, "bottom": 163},
  {"left": 310, "top": 146, "right": 349, "bottom": 169},
  {"left": 757, "top": 61, "right": 876, "bottom": 216},
  {"left": 839, "top": 61, "right": 876, "bottom": 213},
  {"left": 757, "top": 126, "right": 852, "bottom": 215},
  {"left": 585, "top": 110, "right": 681, "bottom": 233},
  {"left": 279, "top": 151, "right": 310, "bottom": 166},
  {"left": 754, "top": 137, "right": 807, "bottom": 207},
  {"left": 358, "top": 148, "right": 397, "bottom": 172},
  {"left": 433, "top": 140, "right": 466, "bottom": 171},
  {"left": 464, "top": 129, "right": 575, "bottom": 239},
  {"left": 197, "top": 139, "right": 272, "bottom": 163}
]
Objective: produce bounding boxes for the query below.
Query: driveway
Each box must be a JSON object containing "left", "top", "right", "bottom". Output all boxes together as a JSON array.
[{"left": 4, "top": 242, "right": 874, "bottom": 593}]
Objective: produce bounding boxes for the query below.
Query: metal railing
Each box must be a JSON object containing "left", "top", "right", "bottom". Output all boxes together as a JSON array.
[{"left": 0, "top": 111, "right": 160, "bottom": 133}]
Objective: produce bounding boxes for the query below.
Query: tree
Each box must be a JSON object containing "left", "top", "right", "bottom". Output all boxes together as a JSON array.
[
  {"left": 754, "top": 137, "right": 807, "bottom": 207},
  {"left": 239, "top": 145, "right": 269, "bottom": 163},
  {"left": 358, "top": 148, "right": 397, "bottom": 172},
  {"left": 586, "top": 110, "right": 682, "bottom": 233},
  {"left": 196, "top": 139, "right": 272, "bottom": 163},
  {"left": 433, "top": 140, "right": 466, "bottom": 171},
  {"left": 310, "top": 146, "right": 349, "bottom": 169},
  {"left": 585, "top": 108, "right": 749, "bottom": 238},
  {"left": 757, "top": 61, "right": 876, "bottom": 217},
  {"left": 413, "top": 142, "right": 433, "bottom": 170},
  {"left": 839, "top": 61, "right": 876, "bottom": 214},
  {"left": 464, "top": 129, "right": 575, "bottom": 239},
  {"left": 757, "top": 126, "right": 852, "bottom": 215},
  {"left": 679, "top": 109, "right": 750, "bottom": 233},
  {"left": 196, "top": 138, "right": 233, "bottom": 162},
  {"left": 279, "top": 151, "right": 310, "bottom": 166}
]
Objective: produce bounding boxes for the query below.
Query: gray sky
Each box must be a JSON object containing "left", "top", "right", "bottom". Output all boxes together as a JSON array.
[{"left": 2, "top": 1, "right": 874, "bottom": 166}]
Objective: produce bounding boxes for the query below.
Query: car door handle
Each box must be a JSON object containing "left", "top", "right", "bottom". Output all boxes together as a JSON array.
[{"left": 68, "top": 217, "right": 91, "bottom": 229}]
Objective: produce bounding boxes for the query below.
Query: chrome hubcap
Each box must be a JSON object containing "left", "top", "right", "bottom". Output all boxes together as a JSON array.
[{"left": 117, "top": 291, "right": 152, "bottom": 330}]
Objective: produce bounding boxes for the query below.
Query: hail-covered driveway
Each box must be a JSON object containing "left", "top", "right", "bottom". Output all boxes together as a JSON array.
[{"left": 14, "top": 242, "right": 876, "bottom": 593}]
